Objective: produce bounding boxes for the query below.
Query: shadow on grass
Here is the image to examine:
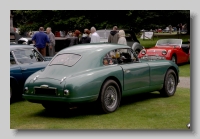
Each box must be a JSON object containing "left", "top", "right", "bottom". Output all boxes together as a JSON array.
[
  {"left": 30, "top": 91, "right": 163, "bottom": 118},
  {"left": 10, "top": 97, "right": 26, "bottom": 105}
]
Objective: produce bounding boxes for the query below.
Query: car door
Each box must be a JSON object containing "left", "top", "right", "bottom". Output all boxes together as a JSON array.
[{"left": 118, "top": 48, "right": 150, "bottom": 91}]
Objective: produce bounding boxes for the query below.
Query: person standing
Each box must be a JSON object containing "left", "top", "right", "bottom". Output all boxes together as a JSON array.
[
  {"left": 80, "top": 29, "right": 91, "bottom": 44},
  {"left": 46, "top": 27, "right": 55, "bottom": 56},
  {"left": 32, "top": 27, "right": 50, "bottom": 56},
  {"left": 118, "top": 30, "right": 127, "bottom": 45},
  {"left": 90, "top": 27, "right": 100, "bottom": 43},
  {"left": 108, "top": 26, "right": 119, "bottom": 44},
  {"left": 118, "top": 30, "right": 127, "bottom": 53},
  {"left": 69, "top": 30, "right": 81, "bottom": 46}
]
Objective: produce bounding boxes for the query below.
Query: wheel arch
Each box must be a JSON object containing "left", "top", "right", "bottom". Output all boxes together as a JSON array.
[
  {"left": 10, "top": 76, "right": 19, "bottom": 86},
  {"left": 171, "top": 53, "right": 177, "bottom": 61},
  {"left": 99, "top": 76, "right": 122, "bottom": 97}
]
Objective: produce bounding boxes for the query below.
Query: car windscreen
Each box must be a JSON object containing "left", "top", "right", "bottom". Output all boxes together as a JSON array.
[
  {"left": 156, "top": 39, "right": 182, "bottom": 46},
  {"left": 49, "top": 53, "right": 81, "bottom": 66},
  {"left": 12, "top": 48, "right": 44, "bottom": 64}
]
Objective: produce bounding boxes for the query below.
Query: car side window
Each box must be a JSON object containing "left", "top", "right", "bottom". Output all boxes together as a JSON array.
[
  {"left": 103, "top": 48, "right": 139, "bottom": 66},
  {"left": 10, "top": 52, "right": 16, "bottom": 65},
  {"left": 103, "top": 50, "right": 119, "bottom": 66}
]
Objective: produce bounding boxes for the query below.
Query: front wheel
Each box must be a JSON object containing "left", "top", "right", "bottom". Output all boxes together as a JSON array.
[
  {"left": 100, "top": 80, "right": 121, "bottom": 113},
  {"left": 160, "top": 69, "right": 177, "bottom": 97},
  {"left": 171, "top": 55, "right": 177, "bottom": 64}
]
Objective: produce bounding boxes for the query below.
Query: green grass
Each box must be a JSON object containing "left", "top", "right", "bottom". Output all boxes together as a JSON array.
[
  {"left": 138, "top": 34, "right": 190, "bottom": 48},
  {"left": 10, "top": 88, "right": 190, "bottom": 129},
  {"left": 179, "top": 64, "right": 190, "bottom": 77}
]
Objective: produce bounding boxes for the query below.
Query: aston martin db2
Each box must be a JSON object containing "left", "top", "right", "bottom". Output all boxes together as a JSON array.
[{"left": 23, "top": 43, "right": 179, "bottom": 113}]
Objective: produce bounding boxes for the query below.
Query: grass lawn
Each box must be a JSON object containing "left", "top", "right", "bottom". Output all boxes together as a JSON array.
[
  {"left": 179, "top": 63, "right": 190, "bottom": 77},
  {"left": 10, "top": 88, "right": 190, "bottom": 129},
  {"left": 138, "top": 34, "right": 190, "bottom": 48}
]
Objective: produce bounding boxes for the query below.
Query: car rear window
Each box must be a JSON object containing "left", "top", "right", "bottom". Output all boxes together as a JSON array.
[{"left": 49, "top": 53, "right": 81, "bottom": 66}]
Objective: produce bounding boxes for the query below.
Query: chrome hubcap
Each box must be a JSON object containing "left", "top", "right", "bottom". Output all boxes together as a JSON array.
[
  {"left": 167, "top": 74, "right": 175, "bottom": 94},
  {"left": 104, "top": 86, "right": 117, "bottom": 109}
]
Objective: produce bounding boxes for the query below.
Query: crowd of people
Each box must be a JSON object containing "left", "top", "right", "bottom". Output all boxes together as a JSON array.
[{"left": 31, "top": 26, "right": 139, "bottom": 57}]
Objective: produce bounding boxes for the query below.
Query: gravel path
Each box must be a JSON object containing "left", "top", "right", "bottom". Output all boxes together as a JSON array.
[{"left": 177, "top": 77, "right": 190, "bottom": 88}]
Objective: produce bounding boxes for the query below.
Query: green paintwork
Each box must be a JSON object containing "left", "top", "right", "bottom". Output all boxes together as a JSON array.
[{"left": 23, "top": 43, "right": 179, "bottom": 104}]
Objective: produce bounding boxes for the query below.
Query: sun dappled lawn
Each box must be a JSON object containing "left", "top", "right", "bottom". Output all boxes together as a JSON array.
[{"left": 10, "top": 88, "right": 190, "bottom": 129}]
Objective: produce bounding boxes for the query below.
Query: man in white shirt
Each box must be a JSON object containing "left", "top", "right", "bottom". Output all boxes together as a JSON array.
[{"left": 90, "top": 27, "right": 100, "bottom": 43}]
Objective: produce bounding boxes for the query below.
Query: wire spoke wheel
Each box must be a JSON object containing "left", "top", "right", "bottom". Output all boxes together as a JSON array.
[
  {"left": 167, "top": 74, "right": 175, "bottom": 95},
  {"left": 100, "top": 80, "right": 121, "bottom": 113},
  {"left": 160, "top": 69, "right": 177, "bottom": 97},
  {"left": 104, "top": 86, "right": 117, "bottom": 109}
]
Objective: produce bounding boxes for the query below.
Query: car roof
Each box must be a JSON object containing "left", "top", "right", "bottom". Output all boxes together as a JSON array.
[
  {"left": 58, "top": 43, "right": 131, "bottom": 55},
  {"left": 10, "top": 44, "right": 34, "bottom": 51}
]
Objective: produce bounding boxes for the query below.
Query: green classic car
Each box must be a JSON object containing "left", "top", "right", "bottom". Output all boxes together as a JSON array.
[{"left": 23, "top": 43, "right": 179, "bottom": 113}]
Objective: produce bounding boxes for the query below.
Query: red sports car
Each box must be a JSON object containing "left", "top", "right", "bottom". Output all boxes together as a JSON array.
[{"left": 138, "top": 39, "right": 190, "bottom": 64}]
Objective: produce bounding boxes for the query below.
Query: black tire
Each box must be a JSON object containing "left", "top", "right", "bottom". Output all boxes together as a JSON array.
[
  {"left": 10, "top": 82, "right": 16, "bottom": 103},
  {"left": 160, "top": 69, "right": 177, "bottom": 97},
  {"left": 171, "top": 55, "right": 177, "bottom": 64},
  {"left": 100, "top": 80, "right": 121, "bottom": 113},
  {"left": 132, "top": 42, "right": 143, "bottom": 55}
]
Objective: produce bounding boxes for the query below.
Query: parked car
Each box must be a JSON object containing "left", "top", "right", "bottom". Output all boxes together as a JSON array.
[
  {"left": 10, "top": 44, "right": 52, "bottom": 101},
  {"left": 162, "top": 27, "right": 174, "bottom": 33},
  {"left": 138, "top": 39, "right": 190, "bottom": 64},
  {"left": 23, "top": 43, "right": 179, "bottom": 113},
  {"left": 18, "top": 37, "right": 33, "bottom": 45}
]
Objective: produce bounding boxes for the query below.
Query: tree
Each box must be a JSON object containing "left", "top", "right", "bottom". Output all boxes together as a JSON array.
[{"left": 12, "top": 10, "right": 190, "bottom": 35}]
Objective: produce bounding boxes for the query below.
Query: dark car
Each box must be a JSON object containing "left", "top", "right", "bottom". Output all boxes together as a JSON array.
[
  {"left": 10, "top": 44, "right": 52, "bottom": 101},
  {"left": 96, "top": 29, "right": 143, "bottom": 54}
]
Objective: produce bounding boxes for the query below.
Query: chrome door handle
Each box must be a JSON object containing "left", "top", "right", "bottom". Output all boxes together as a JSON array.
[
  {"left": 124, "top": 69, "right": 130, "bottom": 73},
  {"left": 21, "top": 68, "right": 27, "bottom": 71}
]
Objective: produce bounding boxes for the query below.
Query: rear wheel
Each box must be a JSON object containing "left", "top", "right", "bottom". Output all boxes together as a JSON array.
[
  {"left": 160, "top": 69, "right": 177, "bottom": 97},
  {"left": 132, "top": 42, "right": 143, "bottom": 56},
  {"left": 135, "top": 49, "right": 141, "bottom": 55},
  {"left": 99, "top": 80, "right": 121, "bottom": 113}
]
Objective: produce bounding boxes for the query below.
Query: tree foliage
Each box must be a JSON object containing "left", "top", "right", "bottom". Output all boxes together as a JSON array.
[{"left": 12, "top": 10, "right": 190, "bottom": 34}]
